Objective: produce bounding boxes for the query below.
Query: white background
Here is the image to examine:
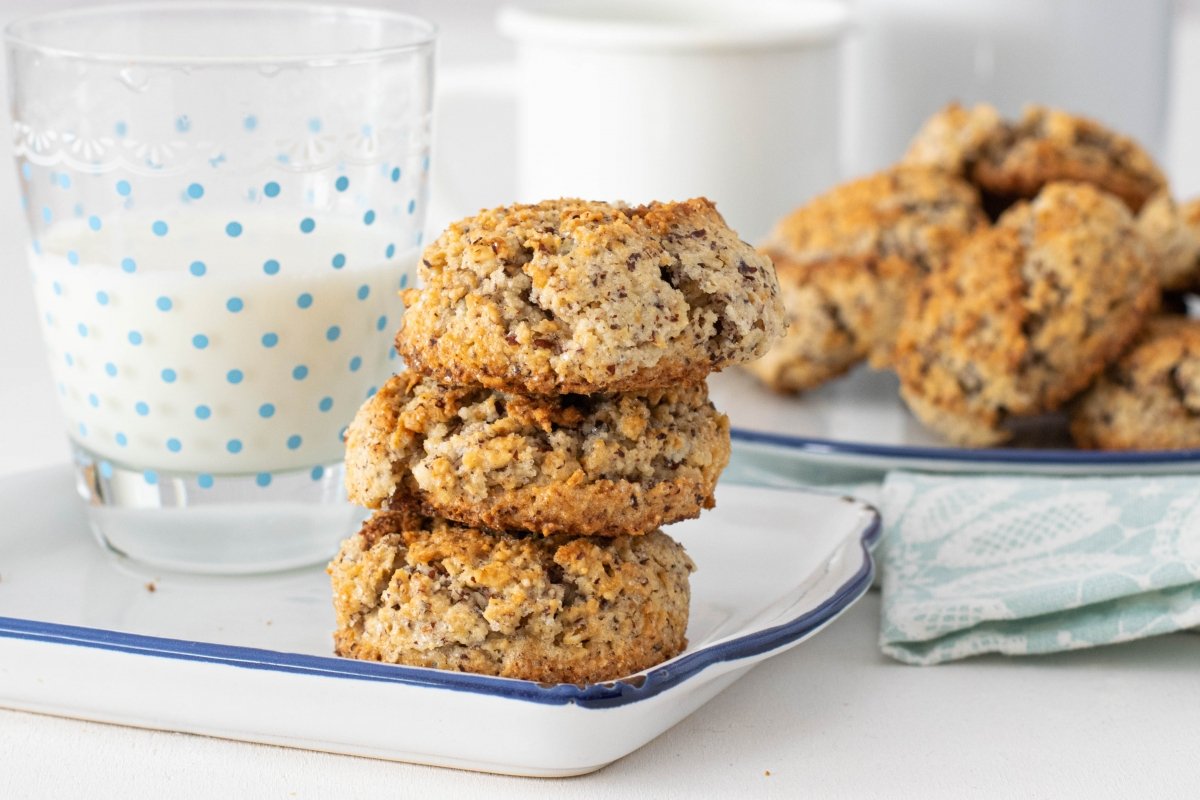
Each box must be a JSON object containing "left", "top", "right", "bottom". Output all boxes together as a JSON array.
[{"left": 3, "top": 1, "right": 1200, "bottom": 797}]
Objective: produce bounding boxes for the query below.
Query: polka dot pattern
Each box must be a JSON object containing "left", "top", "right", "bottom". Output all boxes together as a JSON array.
[{"left": 26, "top": 153, "right": 427, "bottom": 478}]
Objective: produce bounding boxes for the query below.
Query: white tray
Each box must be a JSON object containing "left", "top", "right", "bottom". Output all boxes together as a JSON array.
[
  {"left": 710, "top": 367, "right": 1200, "bottom": 476},
  {"left": 0, "top": 465, "right": 879, "bottom": 777}
]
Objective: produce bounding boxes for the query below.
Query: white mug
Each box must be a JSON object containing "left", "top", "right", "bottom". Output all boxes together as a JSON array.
[
  {"left": 843, "top": 0, "right": 1173, "bottom": 175},
  {"left": 433, "top": 0, "right": 850, "bottom": 243}
]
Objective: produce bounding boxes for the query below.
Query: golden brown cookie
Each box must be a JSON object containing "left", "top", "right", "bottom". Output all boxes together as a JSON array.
[
  {"left": 895, "top": 182, "right": 1158, "bottom": 446},
  {"left": 973, "top": 105, "right": 1166, "bottom": 213},
  {"left": 764, "top": 167, "right": 985, "bottom": 271},
  {"left": 328, "top": 509, "right": 694, "bottom": 684},
  {"left": 902, "top": 101, "right": 1005, "bottom": 177},
  {"left": 344, "top": 372, "right": 730, "bottom": 536},
  {"left": 748, "top": 167, "right": 985, "bottom": 388},
  {"left": 743, "top": 254, "right": 915, "bottom": 392},
  {"left": 1071, "top": 317, "right": 1200, "bottom": 450},
  {"left": 1137, "top": 191, "right": 1200, "bottom": 292},
  {"left": 397, "top": 198, "right": 785, "bottom": 395}
]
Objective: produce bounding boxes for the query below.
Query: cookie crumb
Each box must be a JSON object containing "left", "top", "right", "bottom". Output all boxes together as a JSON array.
[
  {"left": 764, "top": 770, "right": 772, "bottom": 777},
  {"left": 145, "top": 581, "right": 157, "bottom": 593}
]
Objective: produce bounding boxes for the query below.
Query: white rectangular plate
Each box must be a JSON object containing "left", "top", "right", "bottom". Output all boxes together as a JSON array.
[
  {"left": 710, "top": 367, "right": 1200, "bottom": 476},
  {"left": 0, "top": 465, "right": 879, "bottom": 777}
]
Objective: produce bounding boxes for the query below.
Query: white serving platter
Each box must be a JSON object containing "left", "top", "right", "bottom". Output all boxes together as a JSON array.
[
  {"left": 0, "top": 465, "right": 879, "bottom": 777},
  {"left": 710, "top": 367, "right": 1200, "bottom": 476}
]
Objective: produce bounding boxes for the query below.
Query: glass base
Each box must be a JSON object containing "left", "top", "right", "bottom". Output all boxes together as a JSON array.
[{"left": 73, "top": 444, "right": 363, "bottom": 575}]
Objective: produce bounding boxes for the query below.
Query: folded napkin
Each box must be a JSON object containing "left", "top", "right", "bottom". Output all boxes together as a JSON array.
[{"left": 878, "top": 472, "right": 1200, "bottom": 665}]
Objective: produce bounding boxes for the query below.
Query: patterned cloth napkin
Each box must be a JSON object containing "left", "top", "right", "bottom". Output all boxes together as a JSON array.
[{"left": 878, "top": 471, "right": 1200, "bottom": 665}]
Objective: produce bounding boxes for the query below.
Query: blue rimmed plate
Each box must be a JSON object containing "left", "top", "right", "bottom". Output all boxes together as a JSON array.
[
  {"left": 710, "top": 368, "right": 1200, "bottom": 477},
  {"left": 0, "top": 465, "right": 879, "bottom": 777}
]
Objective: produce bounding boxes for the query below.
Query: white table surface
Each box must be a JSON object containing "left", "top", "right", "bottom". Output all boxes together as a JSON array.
[{"left": 4, "top": 2, "right": 1200, "bottom": 797}]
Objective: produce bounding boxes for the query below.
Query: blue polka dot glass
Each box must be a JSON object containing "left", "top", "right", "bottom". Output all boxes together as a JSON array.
[{"left": 7, "top": 3, "right": 435, "bottom": 573}]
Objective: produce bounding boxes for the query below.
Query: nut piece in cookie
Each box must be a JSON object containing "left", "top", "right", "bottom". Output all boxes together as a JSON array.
[
  {"left": 973, "top": 105, "right": 1167, "bottom": 213},
  {"left": 396, "top": 198, "right": 785, "bottom": 395},
  {"left": 750, "top": 167, "right": 985, "bottom": 390},
  {"left": 1137, "top": 191, "right": 1200, "bottom": 293},
  {"left": 328, "top": 510, "right": 694, "bottom": 685},
  {"left": 1071, "top": 317, "right": 1200, "bottom": 450},
  {"left": 344, "top": 371, "right": 731, "bottom": 536},
  {"left": 895, "top": 182, "right": 1159, "bottom": 446}
]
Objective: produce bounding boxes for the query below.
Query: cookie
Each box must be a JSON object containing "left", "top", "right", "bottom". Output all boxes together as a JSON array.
[
  {"left": 749, "top": 167, "right": 985, "bottom": 387},
  {"left": 743, "top": 254, "right": 915, "bottom": 392},
  {"left": 1136, "top": 191, "right": 1200, "bottom": 292},
  {"left": 902, "top": 101, "right": 1005, "bottom": 177},
  {"left": 973, "top": 105, "right": 1166, "bottom": 213},
  {"left": 1071, "top": 317, "right": 1200, "bottom": 450},
  {"left": 396, "top": 198, "right": 785, "bottom": 395},
  {"left": 328, "top": 509, "right": 694, "bottom": 684},
  {"left": 764, "top": 167, "right": 985, "bottom": 272},
  {"left": 344, "top": 372, "right": 730, "bottom": 536},
  {"left": 895, "top": 182, "right": 1158, "bottom": 446}
]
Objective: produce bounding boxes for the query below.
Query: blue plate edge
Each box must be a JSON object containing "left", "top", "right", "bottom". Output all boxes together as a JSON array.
[
  {"left": 0, "top": 494, "right": 881, "bottom": 711},
  {"left": 730, "top": 426, "right": 1200, "bottom": 466}
]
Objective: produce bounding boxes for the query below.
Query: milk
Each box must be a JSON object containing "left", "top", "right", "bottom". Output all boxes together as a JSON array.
[{"left": 30, "top": 213, "right": 416, "bottom": 474}]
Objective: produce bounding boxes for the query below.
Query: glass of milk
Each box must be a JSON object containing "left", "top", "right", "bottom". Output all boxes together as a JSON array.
[{"left": 6, "top": 3, "right": 435, "bottom": 573}]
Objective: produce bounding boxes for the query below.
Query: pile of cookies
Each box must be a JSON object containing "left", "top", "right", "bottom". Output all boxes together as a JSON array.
[
  {"left": 748, "top": 102, "right": 1200, "bottom": 449},
  {"left": 329, "top": 198, "right": 784, "bottom": 684}
]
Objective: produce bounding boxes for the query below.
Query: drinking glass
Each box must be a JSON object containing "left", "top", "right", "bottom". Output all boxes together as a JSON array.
[{"left": 5, "top": 2, "right": 435, "bottom": 573}]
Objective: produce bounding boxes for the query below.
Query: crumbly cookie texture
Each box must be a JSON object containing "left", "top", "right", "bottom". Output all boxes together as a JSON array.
[
  {"left": 344, "top": 372, "right": 730, "bottom": 536},
  {"left": 895, "top": 182, "right": 1158, "bottom": 446},
  {"left": 1071, "top": 317, "right": 1200, "bottom": 450},
  {"left": 902, "top": 101, "right": 1005, "bottom": 177},
  {"left": 748, "top": 167, "right": 985, "bottom": 387},
  {"left": 1137, "top": 191, "right": 1200, "bottom": 292},
  {"left": 764, "top": 167, "right": 985, "bottom": 272},
  {"left": 396, "top": 198, "right": 784, "bottom": 395},
  {"left": 973, "top": 105, "right": 1167, "bottom": 213},
  {"left": 328, "top": 510, "right": 694, "bottom": 684},
  {"left": 743, "top": 254, "right": 915, "bottom": 392}
]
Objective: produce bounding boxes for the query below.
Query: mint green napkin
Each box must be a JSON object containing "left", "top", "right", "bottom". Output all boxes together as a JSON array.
[{"left": 878, "top": 472, "right": 1200, "bottom": 665}]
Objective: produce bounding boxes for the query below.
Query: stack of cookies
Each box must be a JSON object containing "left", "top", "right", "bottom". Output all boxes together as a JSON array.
[{"left": 328, "top": 198, "right": 784, "bottom": 684}]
